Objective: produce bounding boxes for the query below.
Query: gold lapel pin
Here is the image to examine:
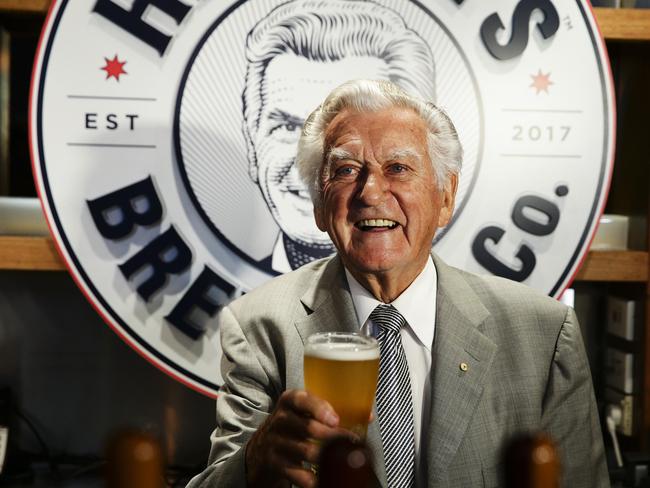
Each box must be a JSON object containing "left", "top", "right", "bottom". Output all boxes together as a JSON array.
[{"left": 459, "top": 362, "right": 469, "bottom": 372}]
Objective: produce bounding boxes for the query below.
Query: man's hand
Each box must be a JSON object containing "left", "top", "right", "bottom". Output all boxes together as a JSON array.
[{"left": 245, "top": 389, "right": 352, "bottom": 488}]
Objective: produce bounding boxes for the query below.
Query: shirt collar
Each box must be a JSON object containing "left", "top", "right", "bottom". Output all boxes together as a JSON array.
[
  {"left": 271, "top": 235, "right": 291, "bottom": 273},
  {"left": 344, "top": 256, "right": 437, "bottom": 351}
]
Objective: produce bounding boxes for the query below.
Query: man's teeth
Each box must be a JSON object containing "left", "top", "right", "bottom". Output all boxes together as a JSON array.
[{"left": 358, "top": 219, "right": 398, "bottom": 229}]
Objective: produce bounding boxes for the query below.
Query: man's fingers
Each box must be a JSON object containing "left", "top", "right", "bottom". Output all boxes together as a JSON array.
[
  {"left": 303, "top": 417, "right": 343, "bottom": 441},
  {"left": 281, "top": 390, "right": 339, "bottom": 427},
  {"left": 284, "top": 465, "right": 317, "bottom": 488},
  {"left": 246, "top": 390, "right": 341, "bottom": 488},
  {"left": 267, "top": 440, "right": 317, "bottom": 488},
  {"left": 272, "top": 434, "right": 320, "bottom": 464},
  {"left": 272, "top": 408, "right": 333, "bottom": 444}
]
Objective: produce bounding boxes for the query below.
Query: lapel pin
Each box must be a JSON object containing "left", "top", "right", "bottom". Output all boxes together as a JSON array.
[{"left": 459, "top": 362, "right": 468, "bottom": 372}]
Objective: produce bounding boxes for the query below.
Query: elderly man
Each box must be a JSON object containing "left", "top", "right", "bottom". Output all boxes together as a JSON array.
[
  {"left": 241, "top": 0, "right": 436, "bottom": 273},
  {"left": 189, "top": 80, "right": 609, "bottom": 487}
]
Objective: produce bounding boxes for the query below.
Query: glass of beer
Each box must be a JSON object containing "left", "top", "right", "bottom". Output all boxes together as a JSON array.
[{"left": 304, "top": 332, "right": 380, "bottom": 437}]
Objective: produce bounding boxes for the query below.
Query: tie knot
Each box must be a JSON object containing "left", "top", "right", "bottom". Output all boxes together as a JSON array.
[{"left": 369, "top": 304, "right": 406, "bottom": 335}]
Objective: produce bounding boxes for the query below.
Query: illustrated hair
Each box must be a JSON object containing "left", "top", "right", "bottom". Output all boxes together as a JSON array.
[{"left": 241, "top": 0, "right": 436, "bottom": 177}]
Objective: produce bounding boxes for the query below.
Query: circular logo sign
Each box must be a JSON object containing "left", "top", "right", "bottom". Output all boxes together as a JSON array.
[{"left": 31, "top": 0, "right": 615, "bottom": 396}]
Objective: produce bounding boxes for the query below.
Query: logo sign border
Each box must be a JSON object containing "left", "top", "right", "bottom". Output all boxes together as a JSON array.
[{"left": 29, "top": 0, "right": 616, "bottom": 398}]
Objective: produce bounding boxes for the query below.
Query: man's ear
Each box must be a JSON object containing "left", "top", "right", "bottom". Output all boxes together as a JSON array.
[{"left": 437, "top": 173, "right": 458, "bottom": 228}]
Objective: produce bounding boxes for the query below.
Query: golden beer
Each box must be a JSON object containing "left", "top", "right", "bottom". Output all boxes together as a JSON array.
[{"left": 304, "top": 333, "right": 380, "bottom": 437}]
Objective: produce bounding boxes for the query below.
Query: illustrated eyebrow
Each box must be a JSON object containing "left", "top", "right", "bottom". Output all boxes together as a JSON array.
[{"left": 266, "top": 109, "right": 304, "bottom": 127}]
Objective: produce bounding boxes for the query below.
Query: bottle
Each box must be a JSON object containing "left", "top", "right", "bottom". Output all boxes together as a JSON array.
[
  {"left": 503, "top": 432, "right": 560, "bottom": 488},
  {"left": 106, "top": 429, "right": 163, "bottom": 488},
  {"left": 318, "top": 436, "right": 373, "bottom": 488}
]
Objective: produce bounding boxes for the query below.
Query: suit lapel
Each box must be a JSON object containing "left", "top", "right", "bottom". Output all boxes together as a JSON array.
[
  {"left": 294, "top": 255, "right": 358, "bottom": 341},
  {"left": 426, "top": 255, "right": 497, "bottom": 484},
  {"left": 293, "top": 256, "right": 387, "bottom": 488}
]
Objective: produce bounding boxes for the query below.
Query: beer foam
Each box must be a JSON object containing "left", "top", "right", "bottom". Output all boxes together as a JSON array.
[{"left": 305, "top": 343, "right": 379, "bottom": 361}]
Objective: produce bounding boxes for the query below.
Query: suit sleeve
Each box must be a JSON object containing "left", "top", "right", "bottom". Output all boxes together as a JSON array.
[
  {"left": 541, "top": 306, "right": 610, "bottom": 488},
  {"left": 186, "top": 305, "right": 276, "bottom": 488}
]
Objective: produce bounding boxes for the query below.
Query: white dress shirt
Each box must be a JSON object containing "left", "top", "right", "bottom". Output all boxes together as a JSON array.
[
  {"left": 344, "top": 257, "right": 437, "bottom": 487},
  {"left": 271, "top": 235, "right": 291, "bottom": 273}
]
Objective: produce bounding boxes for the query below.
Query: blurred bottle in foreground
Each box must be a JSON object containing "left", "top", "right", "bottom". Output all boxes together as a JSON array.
[
  {"left": 106, "top": 429, "right": 164, "bottom": 488},
  {"left": 503, "top": 432, "right": 560, "bottom": 488},
  {"left": 318, "top": 436, "right": 373, "bottom": 488}
]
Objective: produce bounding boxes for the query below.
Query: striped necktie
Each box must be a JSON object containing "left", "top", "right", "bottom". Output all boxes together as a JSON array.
[{"left": 371, "top": 304, "right": 415, "bottom": 488}]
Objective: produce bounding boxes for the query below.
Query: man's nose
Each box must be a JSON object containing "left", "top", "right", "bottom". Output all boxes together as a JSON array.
[{"left": 356, "top": 167, "right": 389, "bottom": 205}]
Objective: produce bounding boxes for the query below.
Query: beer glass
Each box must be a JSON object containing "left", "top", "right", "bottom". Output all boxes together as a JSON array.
[{"left": 304, "top": 332, "right": 380, "bottom": 437}]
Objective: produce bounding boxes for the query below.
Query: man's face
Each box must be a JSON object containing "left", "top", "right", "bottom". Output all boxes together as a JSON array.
[
  {"left": 250, "top": 53, "right": 389, "bottom": 245},
  {"left": 314, "top": 107, "right": 457, "bottom": 281}
]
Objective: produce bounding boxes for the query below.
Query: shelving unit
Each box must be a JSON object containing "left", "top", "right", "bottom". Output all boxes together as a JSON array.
[
  {"left": 592, "top": 7, "right": 650, "bottom": 452},
  {"left": 595, "top": 7, "right": 650, "bottom": 41},
  {"left": 0, "top": 0, "right": 50, "bottom": 15},
  {"left": 0, "top": 235, "right": 646, "bottom": 280},
  {"left": 575, "top": 250, "right": 648, "bottom": 282},
  {"left": 0, "top": 236, "right": 63, "bottom": 270}
]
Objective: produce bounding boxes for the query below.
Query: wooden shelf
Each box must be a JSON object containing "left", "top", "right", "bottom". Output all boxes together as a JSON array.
[
  {"left": 0, "top": 5, "right": 644, "bottom": 38},
  {"left": 0, "top": 4, "right": 650, "bottom": 36},
  {"left": 0, "top": 5, "right": 645, "bottom": 37},
  {"left": 594, "top": 7, "right": 650, "bottom": 41},
  {"left": 0, "top": 0, "right": 50, "bottom": 14},
  {"left": 0, "top": 235, "right": 64, "bottom": 271},
  {"left": 574, "top": 250, "right": 648, "bottom": 282},
  {"left": 0, "top": 237, "right": 647, "bottom": 283}
]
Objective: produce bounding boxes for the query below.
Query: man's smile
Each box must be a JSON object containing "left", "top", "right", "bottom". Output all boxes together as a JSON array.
[{"left": 355, "top": 218, "right": 399, "bottom": 231}]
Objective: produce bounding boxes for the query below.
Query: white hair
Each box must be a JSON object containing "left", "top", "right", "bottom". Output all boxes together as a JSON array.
[
  {"left": 241, "top": 0, "right": 436, "bottom": 177},
  {"left": 296, "top": 79, "right": 463, "bottom": 206}
]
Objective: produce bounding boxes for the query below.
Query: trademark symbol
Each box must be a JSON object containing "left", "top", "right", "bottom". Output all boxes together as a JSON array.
[{"left": 563, "top": 16, "right": 573, "bottom": 30}]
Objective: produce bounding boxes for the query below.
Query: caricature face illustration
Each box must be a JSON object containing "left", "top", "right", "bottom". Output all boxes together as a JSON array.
[
  {"left": 177, "top": 0, "right": 481, "bottom": 275},
  {"left": 247, "top": 54, "right": 393, "bottom": 246}
]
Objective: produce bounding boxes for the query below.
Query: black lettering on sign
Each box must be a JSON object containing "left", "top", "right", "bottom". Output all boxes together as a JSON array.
[
  {"left": 166, "top": 266, "right": 236, "bottom": 340},
  {"left": 106, "top": 113, "right": 118, "bottom": 130},
  {"left": 85, "top": 113, "right": 98, "bottom": 129},
  {"left": 471, "top": 225, "right": 536, "bottom": 282},
  {"left": 119, "top": 226, "right": 192, "bottom": 301},
  {"left": 92, "top": 0, "right": 192, "bottom": 56},
  {"left": 512, "top": 195, "right": 560, "bottom": 236},
  {"left": 480, "top": 0, "right": 559, "bottom": 60},
  {"left": 87, "top": 176, "right": 163, "bottom": 239},
  {"left": 126, "top": 114, "right": 139, "bottom": 130}
]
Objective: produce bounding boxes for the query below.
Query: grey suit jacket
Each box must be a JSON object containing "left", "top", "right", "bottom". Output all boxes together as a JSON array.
[{"left": 187, "top": 254, "right": 609, "bottom": 487}]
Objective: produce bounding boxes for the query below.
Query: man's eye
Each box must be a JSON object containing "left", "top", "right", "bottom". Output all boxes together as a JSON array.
[
  {"left": 388, "top": 163, "right": 407, "bottom": 174},
  {"left": 334, "top": 166, "right": 357, "bottom": 178}
]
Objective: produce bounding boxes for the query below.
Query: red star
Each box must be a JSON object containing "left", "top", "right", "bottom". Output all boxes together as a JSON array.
[
  {"left": 530, "top": 69, "right": 553, "bottom": 94},
  {"left": 101, "top": 55, "right": 127, "bottom": 81}
]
